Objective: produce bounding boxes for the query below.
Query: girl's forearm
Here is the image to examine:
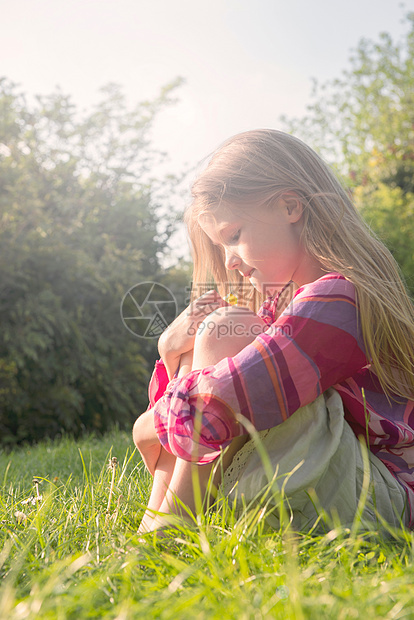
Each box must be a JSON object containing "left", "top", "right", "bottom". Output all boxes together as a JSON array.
[
  {"left": 158, "top": 338, "right": 194, "bottom": 380},
  {"left": 160, "top": 350, "right": 181, "bottom": 381},
  {"left": 158, "top": 334, "right": 182, "bottom": 380}
]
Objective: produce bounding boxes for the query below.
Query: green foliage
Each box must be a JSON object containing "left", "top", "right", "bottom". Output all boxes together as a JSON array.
[
  {"left": 354, "top": 183, "right": 414, "bottom": 294},
  {"left": 282, "top": 11, "right": 414, "bottom": 292},
  {"left": 0, "top": 78, "right": 187, "bottom": 445},
  {"left": 1, "top": 431, "right": 414, "bottom": 618}
]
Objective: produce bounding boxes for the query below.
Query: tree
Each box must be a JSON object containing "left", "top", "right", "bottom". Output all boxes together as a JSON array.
[
  {"left": 0, "top": 78, "right": 185, "bottom": 445},
  {"left": 281, "top": 12, "right": 414, "bottom": 292}
]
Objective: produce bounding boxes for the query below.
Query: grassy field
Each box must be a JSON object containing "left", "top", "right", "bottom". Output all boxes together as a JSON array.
[{"left": 1, "top": 428, "right": 414, "bottom": 619}]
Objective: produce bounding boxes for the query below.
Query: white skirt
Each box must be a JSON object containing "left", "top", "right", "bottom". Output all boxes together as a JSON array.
[{"left": 220, "top": 388, "right": 408, "bottom": 534}]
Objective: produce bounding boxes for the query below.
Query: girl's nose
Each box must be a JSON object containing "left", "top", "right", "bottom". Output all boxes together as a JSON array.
[{"left": 224, "top": 248, "right": 241, "bottom": 270}]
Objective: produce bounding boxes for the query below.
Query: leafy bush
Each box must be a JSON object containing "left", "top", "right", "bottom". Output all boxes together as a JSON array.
[{"left": 0, "top": 79, "right": 185, "bottom": 444}]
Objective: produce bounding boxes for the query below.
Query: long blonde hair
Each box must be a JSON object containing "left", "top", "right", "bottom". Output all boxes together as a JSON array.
[{"left": 184, "top": 129, "right": 414, "bottom": 399}]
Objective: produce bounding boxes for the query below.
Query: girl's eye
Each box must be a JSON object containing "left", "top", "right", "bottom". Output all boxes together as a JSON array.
[{"left": 229, "top": 230, "right": 241, "bottom": 244}]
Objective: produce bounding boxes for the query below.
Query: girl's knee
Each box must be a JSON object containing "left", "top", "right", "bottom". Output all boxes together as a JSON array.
[
  {"left": 193, "top": 306, "right": 266, "bottom": 364},
  {"left": 198, "top": 305, "right": 265, "bottom": 342}
]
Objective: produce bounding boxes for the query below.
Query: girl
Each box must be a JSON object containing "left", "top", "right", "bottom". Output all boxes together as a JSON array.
[{"left": 133, "top": 129, "right": 414, "bottom": 534}]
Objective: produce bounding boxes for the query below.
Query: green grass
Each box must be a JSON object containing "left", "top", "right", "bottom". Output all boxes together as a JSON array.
[{"left": 1, "top": 429, "right": 414, "bottom": 619}]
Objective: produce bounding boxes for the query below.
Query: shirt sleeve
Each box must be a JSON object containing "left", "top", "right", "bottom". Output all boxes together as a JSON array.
[{"left": 153, "top": 273, "right": 368, "bottom": 463}]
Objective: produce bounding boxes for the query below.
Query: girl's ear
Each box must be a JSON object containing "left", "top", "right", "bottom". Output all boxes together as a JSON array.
[{"left": 279, "top": 192, "right": 303, "bottom": 223}]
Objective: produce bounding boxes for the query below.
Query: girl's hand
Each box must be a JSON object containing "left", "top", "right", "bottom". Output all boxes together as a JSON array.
[{"left": 158, "top": 289, "right": 228, "bottom": 379}]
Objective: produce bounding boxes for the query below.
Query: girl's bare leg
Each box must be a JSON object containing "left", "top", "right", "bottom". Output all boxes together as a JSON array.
[
  {"left": 138, "top": 306, "right": 266, "bottom": 532},
  {"left": 138, "top": 350, "right": 194, "bottom": 533}
]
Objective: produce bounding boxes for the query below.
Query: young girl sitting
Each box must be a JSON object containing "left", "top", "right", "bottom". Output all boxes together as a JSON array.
[{"left": 133, "top": 129, "right": 414, "bottom": 534}]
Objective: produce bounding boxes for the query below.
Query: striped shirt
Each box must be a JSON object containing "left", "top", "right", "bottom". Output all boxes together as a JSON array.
[{"left": 149, "top": 272, "right": 414, "bottom": 526}]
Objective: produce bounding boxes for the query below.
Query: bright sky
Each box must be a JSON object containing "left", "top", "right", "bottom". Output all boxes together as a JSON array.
[{"left": 1, "top": 0, "right": 411, "bottom": 259}]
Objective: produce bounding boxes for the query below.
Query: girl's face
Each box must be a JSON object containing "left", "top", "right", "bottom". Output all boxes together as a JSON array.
[{"left": 200, "top": 196, "right": 322, "bottom": 296}]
